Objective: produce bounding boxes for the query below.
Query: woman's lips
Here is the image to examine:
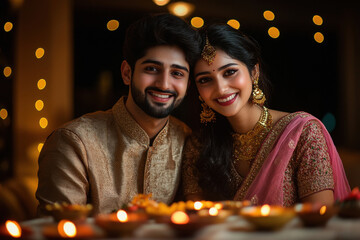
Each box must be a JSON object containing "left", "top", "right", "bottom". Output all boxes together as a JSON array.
[{"left": 216, "top": 93, "right": 237, "bottom": 106}]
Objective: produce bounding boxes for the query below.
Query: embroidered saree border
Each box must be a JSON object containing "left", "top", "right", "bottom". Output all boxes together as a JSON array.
[{"left": 233, "top": 112, "right": 310, "bottom": 200}]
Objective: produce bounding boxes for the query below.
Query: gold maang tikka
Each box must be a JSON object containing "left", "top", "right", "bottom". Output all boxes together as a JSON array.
[{"left": 201, "top": 35, "right": 216, "bottom": 65}]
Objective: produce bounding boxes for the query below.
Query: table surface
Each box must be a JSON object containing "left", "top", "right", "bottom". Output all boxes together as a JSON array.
[{"left": 20, "top": 215, "right": 360, "bottom": 240}]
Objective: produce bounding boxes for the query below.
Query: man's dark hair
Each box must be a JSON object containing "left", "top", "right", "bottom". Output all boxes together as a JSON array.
[{"left": 123, "top": 13, "right": 199, "bottom": 71}]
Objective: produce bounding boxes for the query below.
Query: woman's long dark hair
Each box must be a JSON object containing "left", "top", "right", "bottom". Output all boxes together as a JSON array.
[{"left": 195, "top": 24, "right": 271, "bottom": 200}]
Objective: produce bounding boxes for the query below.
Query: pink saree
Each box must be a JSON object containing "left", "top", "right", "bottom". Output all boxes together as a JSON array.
[{"left": 234, "top": 112, "right": 350, "bottom": 205}]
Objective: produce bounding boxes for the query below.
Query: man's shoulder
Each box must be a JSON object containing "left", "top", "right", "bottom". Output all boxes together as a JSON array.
[
  {"left": 168, "top": 115, "right": 192, "bottom": 136},
  {"left": 60, "top": 109, "right": 114, "bottom": 134}
]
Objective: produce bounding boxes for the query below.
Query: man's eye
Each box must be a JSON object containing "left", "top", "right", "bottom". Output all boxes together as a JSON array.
[
  {"left": 172, "top": 71, "right": 184, "bottom": 77},
  {"left": 145, "top": 66, "right": 158, "bottom": 72},
  {"left": 224, "top": 69, "right": 237, "bottom": 76}
]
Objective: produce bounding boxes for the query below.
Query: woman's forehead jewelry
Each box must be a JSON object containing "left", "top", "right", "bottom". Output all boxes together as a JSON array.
[{"left": 201, "top": 35, "right": 216, "bottom": 65}]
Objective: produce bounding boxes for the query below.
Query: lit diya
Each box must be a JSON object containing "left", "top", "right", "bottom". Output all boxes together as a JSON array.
[
  {"left": 42, "top": 219, "right": 98, "bottom": 239},
  {"left": 169, "top": 207, "right": 229, "bottom": 237},
  {"left": 95, "top": 209, "right": 148, "bottom": 237},
  {"left": 240, "top": 204, "right": 295, "bottom": 231},
  {"left": 0, "top": 220, "right": 23, "bottom": 239},
  {"left": 295, "top": 203, "right": 338, "bottom": 227}
]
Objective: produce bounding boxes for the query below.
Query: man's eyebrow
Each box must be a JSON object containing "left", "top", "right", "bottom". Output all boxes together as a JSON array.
[
  {"left": 141, "top": 59, "right": 162, "bottom": 65},
  {"left": 195, "top": 63, "right": 238, "bottom": 78},
  {"left": 171, "top": 64, "right": 189, "bottom": 72},
  {"left": 141, "top": 59, "right": 189, "bottom": 73}
]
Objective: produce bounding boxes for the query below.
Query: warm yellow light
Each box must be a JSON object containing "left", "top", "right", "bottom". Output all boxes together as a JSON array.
[
  {"left": 4, "top": 22, "right": 13, "bottom": 32},
  {"left": 314, "top": 32, "right": 324, "bottom": 43},
  {"left": 107, "top": 19, "right": 119, "bottom": 31},
  {"left": 39, "top": 117, "right": 48, "bottom": 128},
  {"left": 263, "top": 10, "right": 275, "bottom": 21},
  {"left": 319, "top": 206, "right": 327, "bottom": 215},
  {"left": 171, "top": 211, "right": 190, "bottom": 224},
  {"left": 227, "top": 19, "right": 240, "bottom": 30},
  {"left": 38, "top": 143, "right": 44, "bottom": 153},
  {"left": 268, "top": 27, "right": 280, "bottom": 39},
  {"left": 0, "top": 108, "right": 8, "bottom": 120},
  {"left": 191, "top": 17, "right": 204, "bottom": 28},
  {"left": 35, "top": 100, "right": 44, "bottom": 111},
  {"left": 152, "top": 0, "right": 170, "bottom": 6},
  {"left": 260, "top": 204, "right": 271, "bottom": 216},
  {"left": 168, "top": 1, "right": 195, "bottom": 17},
  {"left": 35, "top": 48, "right": 45, "bottom": 59},
  {"left": 313, "top": 15, "right": 323, "bottom": 26},
  {"left": 58, "top": 220, "right": 77, "bottom": 238},
  {"left": 194, "top": 201, "right": 203, "bottom": 210},
  {"left": 116, "top": 210, "right": 128, "bottom": 222},
  {"left": 5, "top": 220, "right": 21, "bottom": 238},
  {"left": 37, "top": 79, "right": 46, "bottom": 90},
  {"left": 214, "top": 203, "right": 223, "bottom": 210},
  {"left": 209, "top": 207, "right": 219, "bottom": 216},
  {"left": 3, "top": 66, "right": 12, "bottom": 77}
]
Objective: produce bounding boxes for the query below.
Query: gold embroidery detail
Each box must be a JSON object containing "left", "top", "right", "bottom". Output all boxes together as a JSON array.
[
  {"left": 232, "top": 106, "right": 272, "bottom": 165},
  {"left": 233, "top": 112, "right": 309, "bottom": 201}
]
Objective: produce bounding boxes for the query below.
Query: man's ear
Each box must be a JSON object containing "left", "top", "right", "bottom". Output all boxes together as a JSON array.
[{"left": 121, "top": 60, "right": 132, "bottom": 86}]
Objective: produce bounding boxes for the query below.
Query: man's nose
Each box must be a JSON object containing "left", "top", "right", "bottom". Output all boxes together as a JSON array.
[{"left": 155, "top": 72, "right": 170, "bottom": 90}]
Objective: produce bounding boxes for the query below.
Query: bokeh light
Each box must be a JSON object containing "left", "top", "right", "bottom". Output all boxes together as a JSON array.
[
  {"left": 4, "top": 22, "right": 13, "bottom": 32},
  {"left": 191, "top": 17, "right": 204, "bottom": 28},
  {"left": 39, "top": 117, "right": 48, "bottom": 128},
  {"left": 263, "top": 10, "right": 275, "bottom": 21},
  {"left": 227, "top": 19, "right": 240, "bottom": 29},
  {"left": 38, "top": 143, "right": 44, "bottom": 152},
  {"left": 35, "top": 48, "right": 45, "bottom": 59},
  {"left": 37, "top": 79, "right": 47, "bottom": 90},
  {"left": 107, "top": 19, "right": 119, "bottom": 31},
  {"left": 168, "top": 1, "right": 194, "bottom": 17},
  {"left": 314, "top": 32, "right": 324, "bottom": 43},
  {"left": 0, "top": 108, "right": 8, "bottom": 120},
  {"left": 152, "top": 0, "right": 170, "bottom": 6},
  {"left": 313, "top": 15, "right": 323, "bottom": 26},
  {"left": 3, "top": 66, "right": 12, "bottom": 77},
  {"left": 35, "top": 100, "right": 44, "bottom": 111},
  {"left": 268, "top": 27, "right": 280, "bottom": 38},
  {"left": 322, "top": 112, "right": 336, "bottom": 132}
]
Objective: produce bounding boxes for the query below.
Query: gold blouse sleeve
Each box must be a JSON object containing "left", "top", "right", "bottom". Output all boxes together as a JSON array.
[
  {"left": 294, "top": 120, "right": 335, "bottom": 199},
  {"left": 182, "top": 135, "right": 204, "bottom": 198}
]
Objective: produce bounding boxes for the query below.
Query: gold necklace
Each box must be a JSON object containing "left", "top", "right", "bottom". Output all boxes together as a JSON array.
[{"left": 232, "top": 106, "right": 273, "bottom": 165}]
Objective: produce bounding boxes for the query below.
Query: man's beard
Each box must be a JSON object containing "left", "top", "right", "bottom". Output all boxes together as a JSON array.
[{"left": 131, "top": 82, "right": 183, "bottom": 118}]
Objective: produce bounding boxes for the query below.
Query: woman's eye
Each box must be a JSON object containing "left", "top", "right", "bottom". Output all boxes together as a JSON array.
[
  {"left": 224, "top": 69, "right": 237, "bottom": 76},
  {"left": 197, "top": 77, "right": 211, "bottom": 84}
]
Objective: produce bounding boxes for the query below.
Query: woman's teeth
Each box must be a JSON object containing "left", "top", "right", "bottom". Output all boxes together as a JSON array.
[{"left": 217, "top": 93, "right": 236, "bottom": 103}]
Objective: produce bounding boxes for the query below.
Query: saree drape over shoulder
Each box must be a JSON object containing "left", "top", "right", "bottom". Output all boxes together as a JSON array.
[{"left": 182, "top": 112, "right": 350, "bottom": 206}]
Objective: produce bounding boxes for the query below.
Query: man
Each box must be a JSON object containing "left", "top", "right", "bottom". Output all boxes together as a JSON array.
[{"left": 36, "top": 13, "right": 199, "bottom": 215}]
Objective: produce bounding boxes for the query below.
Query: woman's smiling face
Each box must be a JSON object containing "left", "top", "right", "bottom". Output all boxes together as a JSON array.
[{"left": 194, "top": 49, "right": 255, "bottom": 118}]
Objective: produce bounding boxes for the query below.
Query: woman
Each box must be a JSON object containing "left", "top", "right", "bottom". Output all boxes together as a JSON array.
[{"left": 182, "top": 24, "right": 350, "bottom": 206}]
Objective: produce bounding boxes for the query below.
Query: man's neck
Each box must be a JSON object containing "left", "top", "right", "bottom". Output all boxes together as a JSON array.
[{"left": 124, "top": 97, "right": 168, "bottom": 140}]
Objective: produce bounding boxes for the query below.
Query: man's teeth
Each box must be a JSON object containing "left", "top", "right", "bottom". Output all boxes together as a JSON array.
[
  {"left": 217, "top": 93, "right": 236, "bottom": 103},
  {"left": 151, "top": 92, "right": 170, "bottom": 98}
]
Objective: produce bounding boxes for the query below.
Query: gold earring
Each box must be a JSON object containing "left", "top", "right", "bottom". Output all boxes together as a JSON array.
[
  {"left": 199, "top": 96, "right": 216, "bottom": 124},
  {"left": 252, "top": 76, "right": 266, "bottom": 106}
]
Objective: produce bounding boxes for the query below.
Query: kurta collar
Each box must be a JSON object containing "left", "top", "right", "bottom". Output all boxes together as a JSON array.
[{"left": 112, "top": 96, "right": 170, "bottom": 146}]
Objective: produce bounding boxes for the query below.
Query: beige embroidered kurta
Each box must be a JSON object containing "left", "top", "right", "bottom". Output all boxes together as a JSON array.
[{"left": 36, "top": 97, "right": 191, "bottom": 215}]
